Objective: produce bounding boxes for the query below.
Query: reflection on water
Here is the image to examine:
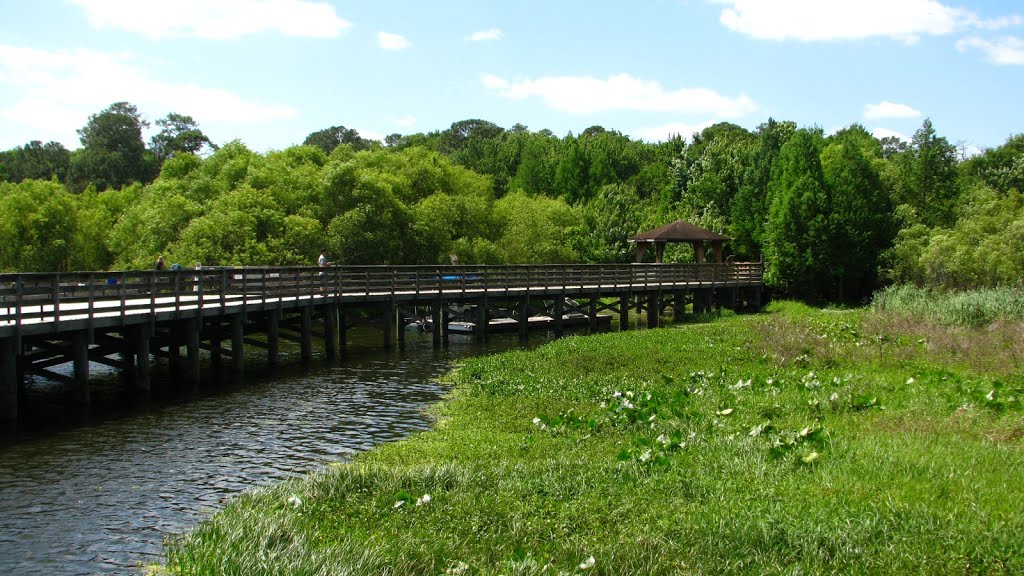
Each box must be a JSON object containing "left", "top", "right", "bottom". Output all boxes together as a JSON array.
[{"left": 0, "top": 330, "right": 541, "bottom": 575}]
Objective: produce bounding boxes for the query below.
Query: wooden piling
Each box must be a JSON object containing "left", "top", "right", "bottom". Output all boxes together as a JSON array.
[
  {"left": 231, "top": 314, "right": 245, "bottom": 373},
  {"left": 267, "top": 309, "right": 280, "bottom": 365},
  {"left": 619, "top": 296, "right": 629, "bottom": 331},
  {"left": 477, "top": 297, "right": 488, "bottom": 342},
  {"left": 647, "top": 292, "right": 660, "bottom": 328},
  {"left": 300, "top": 307, "right": 312, "bottom": 361},
  {"left": 185, "top": 318, "right": 200, "bottom": 391},
  {"left": 324, "top": 304, "right": 338, "bottom": 359},
  {"left": 338, "top": 308, "right": 347, "bottom": 355},
  {"left": 382, "top": 304, "right": 394, "bottom": 349},
  {"left": 431, "top": 302, "right": 442, "bottom": 348},
  {"left": 553, "top": 297, "right": 564, "bottom": 337},
  {"left": 1, "top": 337, "right": 19, "bottom": 426},
  {"left": 72, "top": 330, "right": 91, "bottom": 405},
  {"left": 518, "top": 295, "right": 529, "bottom": 342},
  {"left": 134, "top": 324, "right": 151, "bottom": 393}
]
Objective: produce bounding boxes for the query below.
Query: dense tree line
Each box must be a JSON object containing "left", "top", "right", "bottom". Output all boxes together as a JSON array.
[{"left": 2, "top": 101, "right": 1022, "bottom": 303}]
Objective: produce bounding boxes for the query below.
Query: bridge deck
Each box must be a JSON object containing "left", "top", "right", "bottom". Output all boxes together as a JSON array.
[{"left": 1, "top": 263, "right": 763, "bottom": 337}]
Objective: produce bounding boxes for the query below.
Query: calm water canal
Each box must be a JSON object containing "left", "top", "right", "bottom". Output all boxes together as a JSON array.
[{"left": 0, "top": 329, "right": 540, "bottom": 575}]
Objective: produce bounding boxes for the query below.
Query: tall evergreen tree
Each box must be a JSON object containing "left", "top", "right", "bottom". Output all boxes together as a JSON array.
[
  {"left": 822, "top": 125, "right": 894, "bottom": 301},
  {"left": 0, "top": 140, "right": 71, "bottom": 183},
  {"left": 730, "top": 119, "right": 795, "bottom": 260},
  {"left": 889, "top": 118, "right": 959, "bottom": 227},
  {"left": 764, "top": 129, "right": 830, "bottom": 299}
]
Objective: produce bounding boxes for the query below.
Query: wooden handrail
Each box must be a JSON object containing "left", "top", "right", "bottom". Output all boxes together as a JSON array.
[{"left": 0, "top": 263, "right": 763, "bottom": 328}]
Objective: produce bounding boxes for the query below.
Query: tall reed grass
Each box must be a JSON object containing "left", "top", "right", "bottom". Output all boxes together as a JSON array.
[{"left": 872, "top": 285, "right": 1024, "bottom": 327}]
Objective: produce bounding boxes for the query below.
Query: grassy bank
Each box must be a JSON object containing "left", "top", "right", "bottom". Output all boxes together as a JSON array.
[{"left": 163, "top": 302, "right": 1024, "bottom": 575}]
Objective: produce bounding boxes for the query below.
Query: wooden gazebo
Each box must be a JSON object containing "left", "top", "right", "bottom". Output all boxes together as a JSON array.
[{"left": 628, "top": 220, "right": 730, "bottom": 263}]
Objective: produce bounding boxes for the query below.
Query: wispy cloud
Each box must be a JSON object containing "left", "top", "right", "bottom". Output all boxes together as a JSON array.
[
  {"left": 864, "top": 100, "right": 922, "bottom": 120},
  {"left": 481, "top": 72, "right": 756, "bottom": 117},
  {"left": 956, "top": 36, "right": 1024, "bottom": 65},
  {"left": 71, "top": 0, "right": 352, "bottom": 40},
  {"left": 871, "top": 127, "right": 910, "bottom": 141},
  {"left": 0, "top": 45, "right": 295, "bottom": 149},
  {"left": 377, "top": 31, "right": 411, "bottom": 51},
  {"left": 715, "top": 0, "right": 995, "bottom": 43},
  {"left": 467, "top": 28, "right": 503, "bottom": 42},
  {"left": 393, "top": 114, "right": 417, "bottom": 127}
]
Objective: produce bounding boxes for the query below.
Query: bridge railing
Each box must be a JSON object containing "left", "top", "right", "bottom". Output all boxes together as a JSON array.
[{"left": 1, "top": 262, "right": 762, "bottom": 328}]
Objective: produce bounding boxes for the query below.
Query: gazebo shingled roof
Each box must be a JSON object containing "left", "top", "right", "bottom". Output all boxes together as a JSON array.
[{"left": 627, "top": 220, "right": 730, "bottom": 263}]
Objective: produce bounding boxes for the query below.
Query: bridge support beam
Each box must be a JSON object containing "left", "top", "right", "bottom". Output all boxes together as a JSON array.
[
  {"left": 477, "top": 297, "right": 488, "bottom": 342},
  {"left": 647, "top": 292, "right": 660, "bottom": 329},
  {"left": 397, "top": 306, "right": 406, "bottom": 348},
  {"left": 338, "top": 308, "right": 347, "bottom": 354},
  {"left": 134, "top": 323, "right": 151, "bottom": 393},
  {"left": 231, "top": 314, "right": 245, "bottom": 373},
  {"left": 300, "top": 308, "right": 312, "bottom": 361},
  {"left": 431, "top": 302, "right": 442, "bottom": 348},
  {"left": 696, "top": 289, "right": 706, "bottom": 315},
  {"left": 553, "top": 298, "right": 564, "bottom": 337},
  {"left": 324, "top": 304, "right": 337, "bottom": 359},
  {"left": 382, "top": 304, "right": 394, "bottom": 349},
  {"left": 673, "top": 291, "right": 685, "bottom": 323},
  {"left": 185, "top": 318, "right": 201, "bottom": 391},
  {"left": 518, "top": 295, "right": 530, "bottom": 342},
  {"left": 619, "top": 296, "right": 629, "bottom": 331},
  {"left": 442, "top": 307, "right": 450, "bottom": 348},
  {"left": 73, "top": 330, "right": 91, "bottom": 405},
  {"left": 1, "top": 337, "right": 19, "bottom": 428},
  {"left": 267, "top": 309, "right": 280, "bottom": 365}
]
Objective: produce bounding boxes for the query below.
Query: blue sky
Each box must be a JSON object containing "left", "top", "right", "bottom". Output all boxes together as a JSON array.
[{"left": 1, "top": 0, "right": 1021, "bottom": 154}]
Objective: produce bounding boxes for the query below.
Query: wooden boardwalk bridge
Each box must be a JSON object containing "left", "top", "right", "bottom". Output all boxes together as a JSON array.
[{"left": 0, "top": 262, "right": 763, "bottom": 426}]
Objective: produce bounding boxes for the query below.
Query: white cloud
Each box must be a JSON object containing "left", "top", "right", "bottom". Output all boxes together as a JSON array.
[
  {"left": 631, "top": 120, "right": 717, "bottom": 142},
  {"left": 393, "top": 114, "right": 417, "bottom": 128},
  {"left": 480, "top": 73, "right": 757, "bottom": 117},
  {"left": 864, "top": 100, "right": 922, "bottom": 120},
  {"left": 354, "top": 127, "right": 386, "bottom": 142},
  {"left": 0, "top": 45, "right": 295, "bottom": 149},
  {"left": 871, "top": 127, "right": 910, "bottom": 141},
  {"left": 377, "top": 32, "right": 411, "bottom": 51},
  {"left": 956, "top": 36, "right": 1024, "bottom": 65},
  {"left": 468, "top": 28, "right": 503, "bottom": 42},
  {"left": 960, "top": 14, "right": 1024, "bottom": 32},
  {"left": 715, "top": 0, "right": 971, "bottom": 43},
  {"left": 71, "top": 0, "right": 352, "bottom": 40}
]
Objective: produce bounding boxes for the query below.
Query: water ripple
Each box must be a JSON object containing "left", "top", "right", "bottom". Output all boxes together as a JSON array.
[{"left": 0, "top": 332, "right": 536, "bottom": 575}]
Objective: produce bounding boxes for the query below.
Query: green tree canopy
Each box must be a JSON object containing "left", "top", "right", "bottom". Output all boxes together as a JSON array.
[
  {"left": 150, "top": 113, "right": 216, "bottom": 162},
  {"left": 68, "top": 101, "right": 155, "bottom": 192},
  {"left": 0, "top": 140, "right": 71, "bottom": 183}
]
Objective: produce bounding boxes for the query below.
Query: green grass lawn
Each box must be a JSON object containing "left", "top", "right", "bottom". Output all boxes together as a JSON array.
[{"left": 162, "top": 301, "right": 1024, "bottom": 575}]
